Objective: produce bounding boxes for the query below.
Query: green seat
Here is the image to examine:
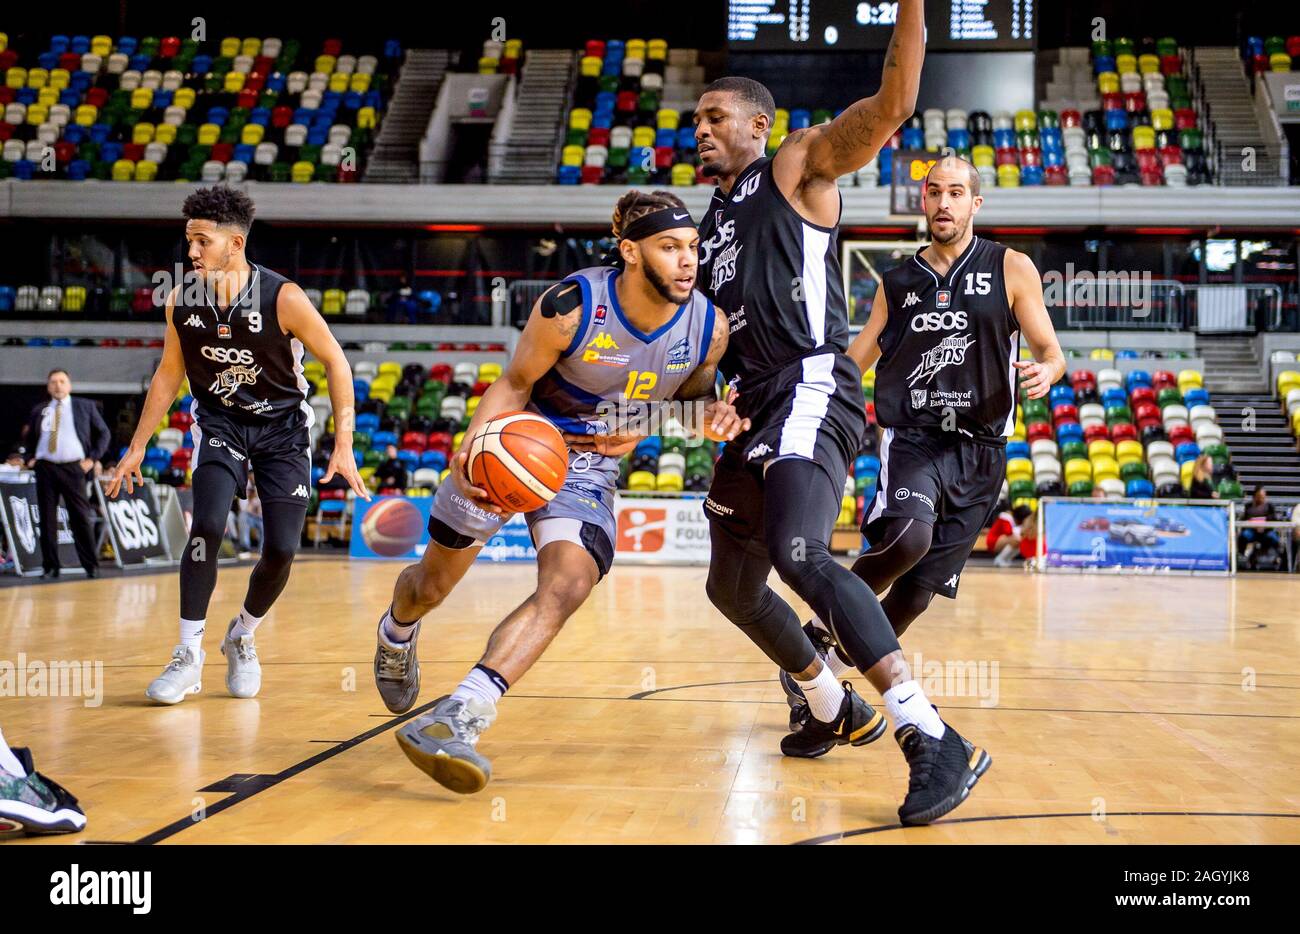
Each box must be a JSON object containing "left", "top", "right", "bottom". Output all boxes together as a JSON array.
[
  {"left": 139, "top": 36, "right": 160, "bottom": 57},
  {"left": 1156, "top": 387, "right": 1182, "bottom": 407},
  {"left": 1061, "top": 440, "right": 1088, "bottom": 461},
  {"left": 110, "top": 288, "right": 131, "bottom": 313},
  {"left": 0, "top": 160, "right": 10, "bottom": 179},
  {"left": 1202, "top": 442, "right": 1228, "bottom": 460},
  {"left": 1069, "top": 480, "right": 1094, "bottom": 497},
  {"left": 597, "top": 75, "right": 619, "bottom": 94},
  {"left": 1089, "top": 148, "right": 1112, "bottom": 167},
  {"left": 363, "top": 450, "right": 384, "bottom": 468},
  {"left": 219, "top": 124, "right": 241, "bottom": 144},
  {"left": 566, "top": 128, "right": 587, "bottom": 147},
  {"left": 1009, "top": 479, "right": 1035, "bottom": 500},
  {"left": 626, "top": 166, "right": 649, "bottom": 184},
  {"left": 314, "top": 162, "right": 335, "bottom": 181},
  {"left": 352, "top": 432, "right": 371, "bottom": 450},
  {"left": 204, "top": 73, "right": 223, "bottom": 92},
  {"left": 92, "top": 160, "right": 113, "bottom": 180},
  {"left": 662, "top": 436, "right": 686, "bottom": 455},
  {"left": 1119, "top": 461, "right": 1147, "bottom": 482},
  {"left": 1216, "top": 479, "right": 1242, "bottom": 499},
  {"left": 299, "top": 144, "right": 321, "bottom": 164},
  {"left": 269, "top": 162, "right": 291, "bottom": 182},
  {"left": 637, "top": 90, "right": 659, "bottom": 112}
]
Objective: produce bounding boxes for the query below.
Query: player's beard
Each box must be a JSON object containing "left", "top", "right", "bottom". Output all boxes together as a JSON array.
[
  {"left": 928, "top": 213, "right": 969, "bottom": 245},
  {"left": 643, "top": 261, "right": 688, "bottom": 304}
]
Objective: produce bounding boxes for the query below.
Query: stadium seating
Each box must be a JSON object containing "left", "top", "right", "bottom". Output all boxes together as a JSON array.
[
  {"left": 1243, "top": 35, "right": 1300, "bottom": 77},
  {"left": 0, "top": 32, "right": 402, "bottom": 182}
]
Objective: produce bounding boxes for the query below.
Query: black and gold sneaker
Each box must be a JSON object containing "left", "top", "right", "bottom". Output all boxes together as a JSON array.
[
  {"left": 779, "top": 681, "right": 888, "bottom": 758},
  {"left": 895, "top": 721, "right": 992, "bottom": 825},
  {"left": 779, "top": 621, "right": 855, "bottom": 730}
]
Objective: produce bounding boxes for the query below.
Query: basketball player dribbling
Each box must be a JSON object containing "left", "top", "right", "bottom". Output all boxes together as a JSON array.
[
  {"left": 781, "top": 156, "right": 1066, "bottom": 736},
  {"left": 376, "top": 191, "right": 747, "bottom": 794},
  {"left": 108, "top": 186, "right": 368, "bottom": 704},
  {"left": 694, "top": 0, "right": 991, "bottom": 824}
]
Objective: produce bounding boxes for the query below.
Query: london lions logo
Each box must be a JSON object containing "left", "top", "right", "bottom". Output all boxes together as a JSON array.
[
  {"left": 907, "top": 334, "right": 976, "bottom": 387},
  {"left": 710, "top": 240, "right": 742, "bottom": 292},
  {"left": 9, "top": 496, "right": 36, "bottom": 553},
  {"left": 209, "top": 363, "right": 263, "bottom": 405}
]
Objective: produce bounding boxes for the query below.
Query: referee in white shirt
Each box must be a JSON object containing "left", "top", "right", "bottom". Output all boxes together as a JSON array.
[{"left": 22, "top": 369, "right": 110, "bottom": 579}]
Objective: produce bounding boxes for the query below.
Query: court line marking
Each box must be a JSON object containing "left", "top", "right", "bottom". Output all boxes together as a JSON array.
[
  {"left": 791, "top": 811, "right": 1300, "bottom": 845},
  {"left": 130, "top": 698, "right": 441, "bottom": 845}
]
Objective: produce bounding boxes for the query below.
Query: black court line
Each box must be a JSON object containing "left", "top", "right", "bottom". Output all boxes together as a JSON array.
[
  {"left": 130, "top": 698, "right": 440, "bottom": 845},
  {"left": 791, "top": 811, "right": 1300, "bottom": 845}
]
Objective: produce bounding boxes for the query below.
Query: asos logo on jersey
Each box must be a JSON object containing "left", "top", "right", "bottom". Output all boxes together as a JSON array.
[
  {"left": 909, "top": 310, "right": 968, "bottom": 332},
  {"left": 201, "top": 345, "right": 256, "bottom": 365}
]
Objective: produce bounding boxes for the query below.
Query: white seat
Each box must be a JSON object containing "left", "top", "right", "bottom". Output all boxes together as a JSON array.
[
  {"left": 345, "top": 289, "right": 369, "bottom": 315},
  {"left": 1030, "top": 439, "right": 1059, "bottom": 459},
  {"left": 1194, "top": 422, "right": 1223, "bottom": 444},
  {"left": 1146, "top": 441, "right": 1175, "bottom": 462},
  {"left": 224, "top": 160, "right": 248, "bottom": 183},
  {"left": 1162, "top": 404, "right": 1189, "bottom": 423},
  {"left": 412, "top": 468, "right": 439, "bottom": 489}
]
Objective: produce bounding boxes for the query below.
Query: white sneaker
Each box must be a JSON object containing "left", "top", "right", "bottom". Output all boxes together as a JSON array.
[
  {"left": 220, "top": 619, "right": 262, "bottom": 698},
  {"left": 146, "top": 645, "right": 205, "bottom": 705}
]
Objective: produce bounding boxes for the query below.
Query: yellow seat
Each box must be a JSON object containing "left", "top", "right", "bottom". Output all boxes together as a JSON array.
[
  {"left": 173, "top": 87, "right": 196, "bottom": 109},
  {"left": 348, "top": 72, "right": 370, "bottom": 93},
  {"left": 628, "top": 470, "right": 656, "bottom": 491},
  {"left": 111, "top": 158, "right": 135, "bottom": 181},
  {"left": 357, "top": 106, "right": 377, "bottom": 128},
  {"left": 25, "top": 104, "right": 48, "bottom": 125},
  {"left": 1138, "top": 53, "right": 1160, "bottom": 74},
  {"left": 561, "top": 144, "right": 584, "bottom": 167},
  {"left": 1014, "top": 109, "right": 1038, "bottom": 132},
  {"left": 1096, "top": 72, "right": 1119, "bottom": 95},
  {"left": 292, "top": 160, "right": 315, "bottom": 182},
  {"left": 241, "top": 37, "right": 262, "bottom": 57},
  {"left": 632, "top": 126, "right": 655, "bottom": 148},
  {"left": 1270, "top": 53, "right": 1292, "bottom": 72},
  {"left": 972, "top": 144, "right": 995, "bottom": 167},
  {"left": 132, "top": 123, "right": 155, "bottom": 144},
  {"left": 240, "top": 123, "right": 265, "bottom": 145},
  {"left": 996, "top": 163, "right": 1020, "bottom": 187},
  {"left": 1180, "top": 459, "right": 1195, "bottom": 488},
  {"left": 197, "top": 123, "right": 220, "bottom": 145},
  {"left": 74, "top": 103, "right": 98, "bottom": 126},
  {"left": 26, "top": 67, "right": 49, "bottom": 89},
  {"left": 219, "top": 37, "right": 241, "bottom": 57},
  {"left": 314, "top": 54, "right": 337, "bottom": 74},
  {"left": 1116, "top": 439, "right": 1144, "bottom": 461},
  {"left": 90, "top": 35, "right": 113, "bottom": 56},
  {"left": 134, "top": 160, "right": 158, "bottom": 181},
  {"left": 1150, "top": 108, "right": 1173, "bottom": 131},
  {"left": 37, "top": 86, "right": 59, "bottom": 107},
  {"left": 130, "top": 87, "right": 153, "bottom": 109},
  {"left": 1092, "top": 454, "right": 1120, "bottom": 481},
  {"left": 1088, "top": 439, "right": 1116, "bottom": 459},
  {"left": 321, "top": 289, "right": 345, "bottom": 313},
  {"left": 568, "top": 108, "right": 592, "bottom": 130},
  {"left": 579, "top": 55, "right": 602, "bottom": 78},
  {"left": 656, "top": 108, "right": 679, "bottom": 130},
  {"left": 154, "top": 123, "right": 177, "bottom": 144},
  {"left": 223, "top": 71, "right": 245, "bottom": 93},
  {"left": 6, "top": 68, "right": 27, "bottom": 90},
  {"left": 328, "top": 72, "right": 349, "bottom": 93},
  {"left": 1116, "top": 53, "right": 1138, "bottom": 75},
  {"left": 48, "top": 68, "right": 70, "bottom": 90},
  {"left": 670, "top": 163, "right": 696, "bottom": 185}
]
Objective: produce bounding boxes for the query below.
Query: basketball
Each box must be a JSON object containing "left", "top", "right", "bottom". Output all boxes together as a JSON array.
[
  {"left": 360, "top": 497, "right": 425, "bottom": 557},
  {"left": 466, "top": 412, "right": 568, "bottom": 512}
]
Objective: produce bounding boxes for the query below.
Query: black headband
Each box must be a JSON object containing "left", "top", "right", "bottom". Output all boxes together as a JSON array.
[{"left": 620, "top": 206, "right": 697, "bottom": 242}]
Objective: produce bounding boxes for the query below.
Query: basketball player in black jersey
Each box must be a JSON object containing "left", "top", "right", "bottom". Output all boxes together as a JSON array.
[
  {"left": 694, "top": 0, "right": 989, "bottom": 825},
  {"left": 108, "top": 186, "right": 368, "bottom": 705},
  {"left": 781, "top": 155, "right": 1066, "bottom": 762}
]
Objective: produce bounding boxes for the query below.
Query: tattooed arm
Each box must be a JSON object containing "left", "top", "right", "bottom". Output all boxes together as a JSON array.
[
  {"left": 675, "top": 309, "right": 748, "bottom": 442},
  {"left": 772, "top": 0, "right": 924, "bottom": 222}
]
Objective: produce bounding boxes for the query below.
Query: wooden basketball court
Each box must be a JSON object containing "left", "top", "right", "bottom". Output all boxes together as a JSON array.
[{"left": 4, "top": 558, "right": 1299, "bottom": 844}]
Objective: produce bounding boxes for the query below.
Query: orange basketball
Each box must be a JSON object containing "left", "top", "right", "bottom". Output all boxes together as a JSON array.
[
  {"left": 360, "top": 497, "right": 425, "bottom": 557},
  {"left": 467, "top": 412, "right": 568, "bottom": 512}
]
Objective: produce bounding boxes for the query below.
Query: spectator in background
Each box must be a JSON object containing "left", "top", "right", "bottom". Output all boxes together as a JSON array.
[
  {"left": 385, "top": 277, "right": 418, "bottom": 325},
  {"left": 374, "top": 444, "right": 407, "bottom": 491},
  {"left": 1, "top": 449, "right": 25, "bottom": 476},
  {"left": 1188, "top": 454, "right": 1218, "bottom": 499},
  {"left": 1018, "top": 507, "right": 1039, "bottom": 564},
  {"left": 1244, "top": 487, "right": 1273, "bottom": 521},
  {"left": 22, "top": 369, "right": 109, "bottom": 579},
  {"left": 987, "top": 504, "right": 1033, "bottom": 567},
  {"left": 1089, "top": 484, "right": 1107, "bottom": 501},
  {"left": 238, "top": 473, "right": 264, "bottom": 555},
  {"left": 1239, "top": 487, "right": 1279, "bottom": 568}
]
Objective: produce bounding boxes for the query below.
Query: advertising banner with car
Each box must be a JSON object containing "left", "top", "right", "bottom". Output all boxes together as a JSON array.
[{"left": 1039, "top": 498, "right": 1234, "bottom": 574}]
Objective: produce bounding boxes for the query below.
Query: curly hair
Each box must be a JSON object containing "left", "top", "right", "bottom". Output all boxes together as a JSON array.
[
  {"left": 182, "top": 186, "right": 256, "bottom": 233},
  {"left": 610, "top": 189, "right": 688, "bottom": 239}
]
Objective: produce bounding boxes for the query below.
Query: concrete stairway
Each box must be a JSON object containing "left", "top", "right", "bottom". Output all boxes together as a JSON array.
[
  {"left": 1196, "top": 334, "right": 1268, "bottom": 393},
  {"left": 1190, "top": 47, "right": 1285, "bottom": 186},
  {"left": 362, "top": 50, "right": 453, "bottom": 184},
  {"left": 489, "top": 50, "right": 575, "bottom": 185},
  {"left": 1211, "top": 391, "right": 1300, "bottom": 508}
]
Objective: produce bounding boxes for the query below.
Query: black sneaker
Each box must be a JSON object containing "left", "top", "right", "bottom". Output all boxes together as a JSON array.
[
  {"left": 780, "top": 682, "right": 888, "bottom": 758},
  {"left": 895, "top": 721, "right": 992, "bottom": 825}
]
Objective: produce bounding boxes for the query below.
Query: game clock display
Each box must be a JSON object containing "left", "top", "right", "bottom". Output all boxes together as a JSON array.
[{"left": 728, "top": 0, "right": 1035, "bottom": 51}]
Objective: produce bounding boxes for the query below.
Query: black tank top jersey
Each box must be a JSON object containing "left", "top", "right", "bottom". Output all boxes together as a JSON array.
[
  {"left": 696, "top": 156, "right": 849, "bottom": 383},
  {"left": 874, "top": 236, "right": 1020, "bottom": 442},
  {"left": 172, "top": 263, "right": 311, "bottom": 426}
]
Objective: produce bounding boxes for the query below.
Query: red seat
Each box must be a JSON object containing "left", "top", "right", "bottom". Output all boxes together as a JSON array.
[
  {"left": 1044, "top": 164, "right": 1069, "bottom": 185},
  {"left": 123, "top": 142, "right": 145, "bottom": 162},
  {"left": 0, "top": 50, "right": 17, "bottom": 71},
  {"left": 401, "top": 431, "right": 427, "bottom": 450},
  {"left": 1288, "top": 36, "right": 1300, "bottom": 58},
  {"left": 1174, "top": 109, "right": 1197, "bottom": 130},
  {"left": 337, "top": 164, "right": 359, "bottom": 183},
  {"left": 1250, "top": 53, "right": 1269, "bottom": 76},
  {"left": 1158, "top": 145, "right": 1183, "bottom": 166},
  {"left": 378, "top": 486, "right": 402, "bottom": 497},
  {"left": 654, "top": 146, "right": 674, "bottom": 168},
  {"left": 244, "top": 73, "right": 265, "bottom": 93},
  {"left": 1152, "top": 370, "right": 1176, "bottom": 388},
  {"left": 1060, "top": 109, "right": 1081, "bottom": 128},
  {"left": 472, "top": 380, "right": 491, "bottom": 396},
  {"left": 1083, "top": 423, "right": 1110, "bottom": 444},
  {"left": 1070, "top": 370, "right": 1097, "bottom": 388},
  {"left": 1123, "top": 91, "right": 1146, "bottom": 113},
  {"left": 1092, "top": 165, "right": 1116, "bottom": 186},
  {"left": 1159, "top": 54, "right": 1182, "bottom": 76},
  {"left": 1111, "top": 422, "right": 1138, "bottom": 442},
  {"left": 86, "top": 87, "right": 109, "bottom": 108},
  {"left": 1168, "top": 425, "right": 1195, "bottom": 446},
  {"left": 0, "top": 122, "right": 13, "bottom": 142},
  {"left": 1130, "top": 386, "right": 1156, "bottom": 406},
  {"left": 237, "top": 89, "right": 259, "bottom": 110},
  {"left": 1020, "top": 147, "right": 1041, "bottom": 167},
  {"left": 586, "top": 126, "right": 610, "bottom": 147},
  {"left": 1027, "top": 422, "right": 1054, "bottom": 442},
  {"left": 1135, "top": 401, "right": 1161, "bottom": 422},
  {"left": 995, "top": 147, "right": 1019, "bottom": 166},
  {"left": 160, "top": 37, "right": 181, "bottom": 57},
  {"left": 322, "top": 38, "right": 343, "bottom": 57},
  {"left": 54, "top": 140, "right": 77, "bottom": 163},
  {"left": 1052, "top": 403, "right": 1078, "bottom": 423},
  {"left": 585, "top": 40, "right": 606, "bottom": 58},
  {"left": 1101, "top": 92, "right": 1123, "bottom": 111},
  {"left": 0, "top": 88, "right": 13, "bottom": 108},
  {"left": 131, "top": 288, "right": 153, "bottom": 314},
  {"left": 616, "top": 90, "right": 638, "bottom": 112},
  {"left": 59, "top": 53, "right": 81, "bottom": 72},
  {"left": 272, "top": 106, "right": 293, "bottom": 128},
  {"left": 210, "top": 142, "right": 234, "bottom": 163},
  {"left": 429, "top": 364, "right": 453, "bottom": 382},
  {"left": 427, "top": 432, "right": 453, "bottom": 453},
  {"left": 1137, "top": 416, "right": 1162, "bottom": 432},
  {"left": 580, "top": 165, "right": 604, "bottom": 184}
]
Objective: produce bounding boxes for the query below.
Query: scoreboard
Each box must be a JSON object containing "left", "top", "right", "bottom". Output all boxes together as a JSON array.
[{"left": 728, "top": 0, "right": 1035, "bottom": 51}]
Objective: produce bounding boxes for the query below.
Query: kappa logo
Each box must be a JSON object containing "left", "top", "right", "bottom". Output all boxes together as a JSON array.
[
  {"left": 293, "top": 484, "right": 309, "bottom": 498},
  {"left": 8, "top": 495, "right": 35, "bottom": 553},
  {"left": 184, "top": 314, "right": 206, "bottom": 328},
  {"left": 907, "top": 334, "right": 976, "bottom": 387},
  {"left": 946, "top": 573, "right": 959, "bottom": 588},
  {"left": 586, "top": 332, "right": 620, "bottom": 351},
  {"left": 746, "top": 442, "right": 772, "bottom": 461},
  {"left": 902, "top": 292, "right": 920, "bottom": 308},
  {"left": 911, "top": 389, "right": 927, "bottom": 408},
  {"left": 936, "top": 289, "right": 952, "bottom": 309}
]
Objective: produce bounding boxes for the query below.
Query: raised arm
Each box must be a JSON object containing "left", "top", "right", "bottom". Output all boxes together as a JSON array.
[
  {"left": 775, "top": 0, "right": 924, "bottom": 208},
  {"left": 1005, "top": 250, "right": 1067, "bottom": 400}
]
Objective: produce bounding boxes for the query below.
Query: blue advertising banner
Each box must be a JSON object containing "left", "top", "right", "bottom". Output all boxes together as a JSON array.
[
  {"left": 349, "top": 494, "right": 534, "bottom": 563},
  {"left": 1041, "top": 499, "right": 1232, "bottom": 573}
]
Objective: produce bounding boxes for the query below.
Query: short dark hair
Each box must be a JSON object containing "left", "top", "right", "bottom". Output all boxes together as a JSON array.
[
  {"left": 702, "top": 76, "right": 776, "bottom": 126},
  {"left": 47, "top": 368, "right": 69, "bottom": 380},
  {"left": 611, "top": 189, "right": 688, "bottom": 239},
  {"left": 1012, "top": 505, "right": 1033, "bottom": 523},
  {"left": 926, "top": 154, "right": 982, "bottom": 198},
  {"left": 182, "top": 185, "right": 256, "bottom": 234}
]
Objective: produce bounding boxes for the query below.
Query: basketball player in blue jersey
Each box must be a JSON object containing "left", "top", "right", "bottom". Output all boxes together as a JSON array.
[
  {"left": 375, "top": 191, "right": 746, "bottom": 794},
  {"left": 108, "top": 186, "right": 368, "bottom": 704},
  {"left": 694, "top": 0, "right": 992, "bottom": 824}
]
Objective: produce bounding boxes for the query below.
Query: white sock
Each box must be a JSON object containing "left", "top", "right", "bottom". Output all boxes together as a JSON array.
[
  {"left": 380, "top": 606, "right": 420, "bottom": 646},
  {"left": 796, "top": 661, "right": 846, "bottom": 723},
  {"left": 230, "top": 606, "right": 263, "bottom": 640},
  {"left": 884, "top": 679, "right": 945, "bottom": 739},
  {"left": 180, "top": 617, "right": 206, "bottom": 654},
  {"left": 0, "top": 727, "right": 25, "bottom": 777},
  {"left": 810, "top": 617, "right": 854, "bottom": 677},
  {"left": 450, "top": 665, "right": 508, "bottom": 710}
]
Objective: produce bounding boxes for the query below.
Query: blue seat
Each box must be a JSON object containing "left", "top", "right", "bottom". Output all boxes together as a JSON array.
[
  {"left": 396, "top": 449, "right": 419, "bottom": 469},
  {"left": 1115, "top": 349, "right": 1140, "bottom": 360},
  {"left": 1020, "top": 165, "right": 1044, "bottom": 185},
  {"left": 789, "top": 109, "right": 811, "bottom": 130},
  {"left": 63, "top": 124, "right": 86, "bottom": 144},
  {"left": 993, "top": 128, "right": 1015, "bottom": 149},
  {"left": 116, "top": 36, "right": 138, "bottom": 55},
  {"left": 946, "top": 128, "right": 970, "bottom": 150},
  {"left": 1101, "top": 387, "right": 1127, "bottom": 408},
  {"left": 15, "top": 88, "right": 37, "bottom": 105},
  {"left": 371, "top": 430, "right": 398, "bottom": 449},
  {"left": 0, "top": 286, "right": 15, "bottom": 312},
  {"left": 901, "top": 127, "right": 924, "bottom": 149},
  {"left": 70, "top": 35, "right": 91, "bottom": 54},
  {"left": 318, "top": 499, "right": 346, "bottom": 515},
  {"left": 1057, "top": 422, "right": 1084, "bottom": 443},
  {"left": 12, "top": 161, "right": 35, "bottom": 180},
  {"left": 654, "top": 128, "right": 675, "bottom": 148},
  {"left": 37, "top": 52, "right": 60, "bottom": 70},
  {"left": 1125, "top": 478, "right": 1154, "bottom": 498},
  {"left": 1050, "top": 384, "right": 1074, "bottom": 406},
  {"left": 383, "top": 39, "right": 403, "bottom": 60},
  {"left": 1174, "top": 442, "right": 1200, "bottom": 464},
  {"left": 89, "top": 122, "right": 111, "bottom": 144},
  {"left": 1125, "top": 369, "right": 1151, "bottom": 389},
  {"left": 1105, "top": 109, "right": 1129, "bottom": 131},
  {"left": 1183, "top": 388, "right": 1210, "bottom": 407},
  {"left": 557, "top": 165, "right": 581, "bottom": 184},
  {"left": 1006, "top": 441, "right": 1031, "bottom": 460},
  {"left": 353, "top": 379, "right": 370, "bottom": 398},
  {"left": 50, "top": 35, "right": 70, "bottom": 54},
  {"left": 355, "top": 413, "right": 380, "bottom": 433},
  {"left": 420, "top": 450, "right": 448, "bottom": 471},
  {"left": 417, "top": 290, "right": 440, "bottom": 314},
  {"left": 128, "top": 54, "right": 151, "bottom": 72},
  {"left": 192, "top": 54, "right": 212, "bottom": 74},
  {"left": 266, "top": 73, "right": 286, "bottom": 93},
  {"left": 67, "top": 160, "right": 90, "bottom": 179},
  {"left": 877, "top": 148, "right": 893, "bottom": 183},
  {"left": 635, "top": 436, "right": 662, "bottom": 456},
  {"left": 854, "top": 454, "right": 881, "bottom": 476},
  {"left": 1093, "top": 55, "right": 1116, "bottom": 75}
]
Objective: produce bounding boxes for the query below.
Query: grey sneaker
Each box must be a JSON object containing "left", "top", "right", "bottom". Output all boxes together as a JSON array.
[
  {"left": 395, "top": 695, "right": 496, "bottom": 794},
  {"left": 145, "top": 645, "right": 204, "bottom": 704},
  {"left": 220, "top": 619, "right": 262, "bottom": 698},
  {"left": 374, "top": 617, "right": 421, "bottom": 714}
]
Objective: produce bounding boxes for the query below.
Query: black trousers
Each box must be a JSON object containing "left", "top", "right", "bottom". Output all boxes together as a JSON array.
[{"left": 34, "top": 459, "right": 98, "bottom": 573}]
